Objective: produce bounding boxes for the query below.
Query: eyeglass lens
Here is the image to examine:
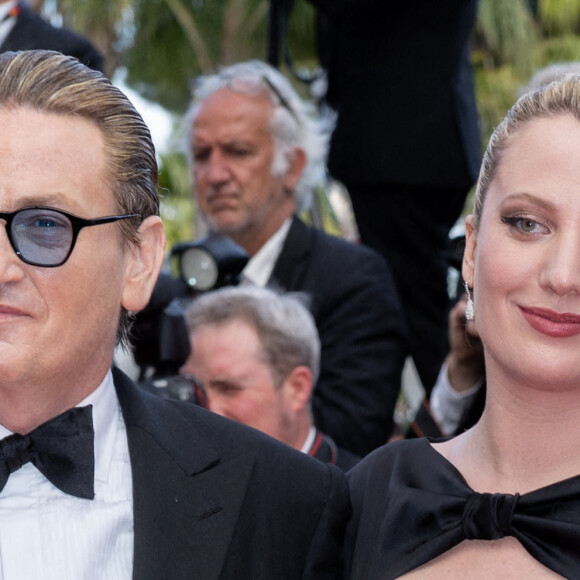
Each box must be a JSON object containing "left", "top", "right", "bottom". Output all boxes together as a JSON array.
[
  {"left": 13, "top": 208, "right": 74, "bottom": 266},
  {"left": 1, "top": 207, "right": 139, "bottom": 267}
]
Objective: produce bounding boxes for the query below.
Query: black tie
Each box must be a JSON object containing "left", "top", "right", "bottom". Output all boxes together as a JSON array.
[{"left": 0, "top": 406, "right": 95, "bottom": 499}]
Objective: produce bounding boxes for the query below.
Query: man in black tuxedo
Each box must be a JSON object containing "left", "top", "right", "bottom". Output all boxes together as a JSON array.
[
  {"left": 0, "top": 0, "right": 103, "bottom": 72},
  {"left": 0, "top": 50, "right": 348, "bottom": 579},
  {"left": 188, "top": 60, "right": 408, "bottom": 457},
  {"left": 310, "top": 0, "right": 481, "bottom": 392}
]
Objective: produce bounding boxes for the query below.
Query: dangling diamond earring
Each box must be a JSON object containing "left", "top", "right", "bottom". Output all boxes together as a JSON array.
[{"left": 464, "top": 281, "right": 474, "bottom": 321}]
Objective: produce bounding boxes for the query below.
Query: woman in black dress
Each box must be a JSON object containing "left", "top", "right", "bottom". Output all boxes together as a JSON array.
[{"left": 346, "top": 75, "right": 580, "bottom": 579}]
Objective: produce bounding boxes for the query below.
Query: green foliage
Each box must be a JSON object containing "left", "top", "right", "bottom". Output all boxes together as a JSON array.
[
  {"left": 539, "top": 0, "right": 580, "bottom": 34},
  {"left": 123, "top": 0, "right": 268, "bottom": 114},
  {"left": 474, "top": 65, "right": 525, "bottom": 149},
  {"left": 474, "top": 0, "right": 580, "bottom": 157},
  {"left": 286, "top": 0, "right": 317, "bottom": 63},
  {"left": 538, "top": 33, "right": 580, "bottom": 63},
  {"left": 123, "top": 0, "right": 211, "bottom": 113},
  {"left": 476, "top": 0, "right": 537, "bottom": 74},
  {"left": 158, "top": 151, "right": 195, "bottom": 248},
  {"left": 39, "top": 0, "right": 580, "bottom": 234}
]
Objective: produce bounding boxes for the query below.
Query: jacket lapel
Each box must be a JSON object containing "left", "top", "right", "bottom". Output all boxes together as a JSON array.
[
  {"left": 113, "top": 369, "right": 255, "bottom": 580},
  {"left": 268, "top": 216, "right": 312, "bottom": 291}
]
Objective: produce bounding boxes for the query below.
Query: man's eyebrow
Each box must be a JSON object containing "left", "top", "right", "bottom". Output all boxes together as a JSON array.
[
  {"left": 206, "top": 380, "right": 243, "bottom": 390},
  {"left": 11, "top": 193, "right": 84, "bottom": 212}
]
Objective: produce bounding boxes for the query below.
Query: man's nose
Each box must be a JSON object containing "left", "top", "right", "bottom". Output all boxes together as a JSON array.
[
  {"left": 0, "top": 223, "right": 25, "bottom": 283},
  {"left": 539, "top": 232, "right": 580, "bottom": 296},
  {"left": 204, "top": 151, "right": 231, "bottom": 184}
]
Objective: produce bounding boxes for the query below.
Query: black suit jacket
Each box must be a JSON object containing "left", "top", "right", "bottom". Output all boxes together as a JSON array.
[
  {"left": 310, "top": 0, "right": 481, "bottom": 190},
  {"left": 113, "top": 367, "right": 350, "bottom": 580},
  {"left": 1, "top": 3, "right": 103, "bottom": 72},
  {"left": 269, "top": 217, "right": 407, "bottom": 457}
]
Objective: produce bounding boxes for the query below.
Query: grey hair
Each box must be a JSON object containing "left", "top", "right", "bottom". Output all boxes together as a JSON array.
[
  {"left": 187, "top": 60, "right": 334, "bottom": 212},
  {"left": 0, "top": 50, "right": 159, "bottom": 349},
  {"left": 518, "top": 62, "right": 580, "bottom": 96},
  {"left": 473, "top": 73, "right": 580, "bottom": 228},
  {"left": 184, "top": 285, "right": 320, "bottom": 386}
]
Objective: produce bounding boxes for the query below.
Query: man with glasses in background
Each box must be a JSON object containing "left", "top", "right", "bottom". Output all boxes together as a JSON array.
[
  {"left": 188, "top": 60, "right": 408, "bottom": 457},
  {"left": 0, "top": 49, "right": 348, "bottom": 579}
]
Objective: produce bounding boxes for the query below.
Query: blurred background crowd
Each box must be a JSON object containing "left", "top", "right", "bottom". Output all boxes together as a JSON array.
[
  {"left": 21, "top": 0, "right": 580, "bottom": 246},
  {"left": 9, "top": 0, "right": 580, "bottom": 455}
]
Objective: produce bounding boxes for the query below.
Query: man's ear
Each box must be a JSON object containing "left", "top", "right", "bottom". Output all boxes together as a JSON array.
[
  {"left": 122, "top": 216, "right": 166, "bottom": 313},
  {"left": 281, "top": 365, "right": 313, "bottom": 413},
  {"left": 462, "top": 214, "right": 477, "bottom": 288},
  {"left": 282, "top": 147, "right": 306, "bottom": 193}
]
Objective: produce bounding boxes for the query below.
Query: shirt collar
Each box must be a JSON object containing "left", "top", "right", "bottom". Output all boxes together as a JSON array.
[
  {"left": 241, "top": 217, "right": 292, "bottom": 287},
  {"left": 300, "top": 425, "right": 317, "bottom": 454},
  {"left": 0, "top": 1, "right": 17, "bottom": 20},
  {"left": 0, "top": 370, "right": 120, "bottom": 486}
]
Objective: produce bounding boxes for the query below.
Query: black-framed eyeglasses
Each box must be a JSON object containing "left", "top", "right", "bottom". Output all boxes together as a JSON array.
[
  {"left": 0, "top": 206, "right": 142, "bottom": 267},
  {"left": 193, "top": 73, "right": 300, "bottom": 124}
]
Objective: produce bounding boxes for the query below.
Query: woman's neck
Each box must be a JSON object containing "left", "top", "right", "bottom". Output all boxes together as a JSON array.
[{"left": 438, "top": 370, "right": 580, "bottom": 494}]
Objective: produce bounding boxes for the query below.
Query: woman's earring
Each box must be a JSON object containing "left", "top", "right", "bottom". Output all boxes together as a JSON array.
[{"left": 464, "top": 281, "right": 474, "bottom": 321}]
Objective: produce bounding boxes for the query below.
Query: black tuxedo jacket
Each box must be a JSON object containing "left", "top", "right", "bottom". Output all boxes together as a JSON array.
[
  {"left": 113, "top": 367, "right": 350, "bottom": 580},
  {"left": 1, "top": 3, "right": 103, "bottom": 72},
  {"left": 269, "top": 217, "right": 407, "bottom": 457},
  {"left": 310, "top": 0, "right": 481, "bottom": 190}
]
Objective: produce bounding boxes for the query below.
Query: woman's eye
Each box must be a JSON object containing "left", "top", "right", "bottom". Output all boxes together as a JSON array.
[
  {"left": 501, "top": 215, "right": 547, "bottom": 234},
  {"left": 520, "top": 218, "right": 537, "bottom": 232}
]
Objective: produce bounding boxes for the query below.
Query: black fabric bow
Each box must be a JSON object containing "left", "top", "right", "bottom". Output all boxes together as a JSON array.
[
  {"left": 372, "top": 439, "right": 580, "bottom": 579},
  {"left": 0, "top": 406, "right": 94, "bottom": 499}
]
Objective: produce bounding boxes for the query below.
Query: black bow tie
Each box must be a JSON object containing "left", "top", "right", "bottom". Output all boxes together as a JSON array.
[{"left": 0, "top": 406, "right": 95, "bottom": 499}]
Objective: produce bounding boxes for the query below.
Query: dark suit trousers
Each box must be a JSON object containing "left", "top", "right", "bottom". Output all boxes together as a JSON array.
[{"left": 347, "top": 183, "right": 468, "bottom": 392}]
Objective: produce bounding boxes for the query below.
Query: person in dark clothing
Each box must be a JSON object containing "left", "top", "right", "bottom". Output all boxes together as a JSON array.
[
  {"left": 310, "top": 0, "right": 481, "bottom": 391},
  {"left": 182, "top": 285, "right": 360, "bottom": 472},
  {"left": 187, "top": 59, "right": 408, "bottom": 456},
  {"left": 0, "top": 1, "right": 103, "bottom": 72}
]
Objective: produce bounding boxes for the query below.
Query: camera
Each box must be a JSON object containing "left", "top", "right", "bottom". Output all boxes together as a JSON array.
[{"left": 131, "top": 233, "right": 248, "bottom": 402}]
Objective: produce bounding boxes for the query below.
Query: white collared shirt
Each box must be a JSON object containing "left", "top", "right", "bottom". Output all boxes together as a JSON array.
[
  {"left": 429, "top": 362, "right": 484, "bottom": 436},
  {"left": 299, "top": 426, "right": 317, "bottom": 455},
  {"left": 240, "top": 218, "right": 292, "bottom": 287},
  {"left": 0, "top": 370, "right": 134, "bottom": 579},
  {"left": 0, "top": 1, "right": 17, "bottom": 48}
]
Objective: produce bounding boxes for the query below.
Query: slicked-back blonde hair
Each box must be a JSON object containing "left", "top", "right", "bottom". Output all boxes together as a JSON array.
[
  {"left": 0, "top": 50, "right": 160, "bottom": 346},
  {"left": 474, "top": 73, "right": 580, "bottom": 228}
]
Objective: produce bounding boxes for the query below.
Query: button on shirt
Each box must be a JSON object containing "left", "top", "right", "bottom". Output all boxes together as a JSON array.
[{"left": 0, "top": 371, "right": 134, "bottom": 579}]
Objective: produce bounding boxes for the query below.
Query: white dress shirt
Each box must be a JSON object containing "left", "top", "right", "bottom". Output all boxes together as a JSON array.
[
  {"left": 299, "top": 426, "right": 317, "bottom": 455},
  {"left": 429, "top": 361, "right": 484, "bottom": 436},
  {"left": 0, "top": 1, "right": 17, "bottom": 48},
  {"left": 240, "top": 218, "right": 292, "bottom": 287},
  {"left": 0, "top": 370, "right": 134, "bottom": 579}
]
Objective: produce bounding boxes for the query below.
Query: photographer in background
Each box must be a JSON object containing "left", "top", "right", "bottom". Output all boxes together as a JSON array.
[
  {"left": 429, "top": 291, "right": 485, "bottom": 436},
  {"left": 187, "top": 59, "right": 408, "bottom": 457},
  {"left": 182, "top": 285, "right": 360, "bottom": 471},
  {"left": 309, "top": 0, "right": 481, "bottom": 393}
]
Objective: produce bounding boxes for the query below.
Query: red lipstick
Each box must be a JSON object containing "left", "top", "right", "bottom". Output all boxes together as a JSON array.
[{"left": 520, "top": 306, "right": 580, "bottom": 338}]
